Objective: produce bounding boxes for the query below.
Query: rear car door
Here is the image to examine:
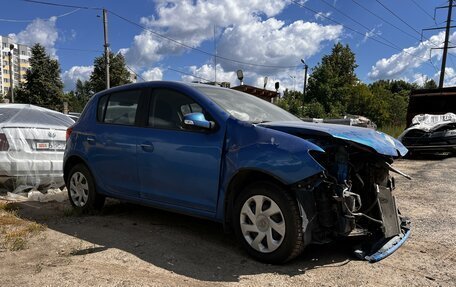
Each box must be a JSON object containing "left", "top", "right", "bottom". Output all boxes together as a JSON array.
[
  {"left": 136, "top": 87, "right": 225, "bottom": 214},
  {"left": 86, "top": 89, "right": 144, "bottom": 198}
]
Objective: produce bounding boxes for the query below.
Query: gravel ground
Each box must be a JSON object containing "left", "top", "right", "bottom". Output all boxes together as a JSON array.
[{"left": 0, "top": 157, "right": 455, "bottom": 287}]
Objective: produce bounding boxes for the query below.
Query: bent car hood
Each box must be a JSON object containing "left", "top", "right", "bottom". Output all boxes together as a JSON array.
[{"left": 259, "top": 121, "right": 408, "bottom": 157}]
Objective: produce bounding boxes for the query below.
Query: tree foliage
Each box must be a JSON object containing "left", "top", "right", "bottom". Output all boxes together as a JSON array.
[
  {"left": 306, "top": 43, "right": 358, "bottom": 113},
  {"left": 274, "top": 42, "right": 431, "bottom": 130},
  {"left": 15, "top": 44, "right": 64, "bottom": 110},
  {"left": 89, "top": 52, "right": 131, "bottom": 93},
  {"left": 64, "top": 79, "right": 93, "bottom": 112}
]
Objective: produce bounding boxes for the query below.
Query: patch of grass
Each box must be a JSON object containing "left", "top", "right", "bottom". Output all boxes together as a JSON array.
[
  {"left": 0, "top": 201, "right": 19, "bottom": 212},
  {"left": 0, "top": 200, "right": 45, "bottom": 251},
  {"left": 379, "top": 123, "right": 407, "bottom": 138},
  {"left": 5, "top": 237, "right": 27, "bottom": 251}
]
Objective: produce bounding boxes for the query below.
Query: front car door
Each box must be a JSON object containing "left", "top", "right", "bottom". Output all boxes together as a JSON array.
[{"left": 136, "top": 87, "right": 225, "bottom": 215}]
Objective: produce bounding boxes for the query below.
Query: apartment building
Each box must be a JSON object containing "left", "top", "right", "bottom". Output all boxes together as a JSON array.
[{"left": 0, "top": 36, "right": 31, "bottom": 97}]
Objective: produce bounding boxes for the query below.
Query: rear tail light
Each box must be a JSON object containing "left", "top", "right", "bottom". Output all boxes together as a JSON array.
[
  {"left": 0, "top": 133, "right": 9, "bottom": 151},
  {"left": 66, "top": 127, "right": 73, "bottom": 141}
]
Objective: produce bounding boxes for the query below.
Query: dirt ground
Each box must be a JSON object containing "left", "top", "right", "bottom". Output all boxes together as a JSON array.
[{"left": 1, "top": 157, "right": 455, "bottom": 287}]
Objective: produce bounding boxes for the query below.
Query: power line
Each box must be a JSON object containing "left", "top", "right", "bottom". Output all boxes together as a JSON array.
[
  {"left": 317, "top": 0, "right": 408, "bottom": 53},
  {"left": 56, "top": 47, "right": 103, "bottom": 53},
  {"left": 108, "top": 10, "right": 300, "bottom": 69},
  {"left": 22, "top": 0, "right": 101, "bottom": 10},
  {"left": 22, "top": 0, "right": 292, "bottom": 71},
  {"left": 125, "top": 65, "right": 145, "bottom": 82},
  {"left": 351, "top": 0, "right": 419, "bottom": 41},
  {"left": 167, "top": 67, "right": 212, "bottom": 82},
  {"left": 410, "top": 0, "right": 437, "bottom": 23},
  {"left": 375, "top": 0, "right": 422, "bottom": 35},
  {"left": 0, "top": 8, "right": 81, "bottom": 22},
  {"left": 290, "top": 0, "right": 438, "bottom": 71}
]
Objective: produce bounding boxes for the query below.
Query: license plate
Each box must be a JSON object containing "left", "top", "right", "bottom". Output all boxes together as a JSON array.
[
  {"left": 36, "top": 142, "right": 65, "bottom": 150},
  {"left": 36, "top": 142, "right": 49, "bottom": 149}
]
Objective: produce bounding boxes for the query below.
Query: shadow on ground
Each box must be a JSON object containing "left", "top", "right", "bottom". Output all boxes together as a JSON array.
[{"left": 14, "top": 200, "right": 357, "bottom": 282}]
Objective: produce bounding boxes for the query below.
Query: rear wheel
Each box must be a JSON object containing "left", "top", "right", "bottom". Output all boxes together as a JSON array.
[
  {"left": 233, "top": 181, "right": 305, "bottom": 264},
  {"left": 67, "top": 164, "right": 105, "bottom": 213}
]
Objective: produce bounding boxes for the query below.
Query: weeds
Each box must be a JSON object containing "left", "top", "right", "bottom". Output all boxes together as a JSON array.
[
  {"left": 379, "top": 124, "right": 406, "bottom": 138},
  {"left": 0, "top": 200, "right": 45, "bottom": 251}
]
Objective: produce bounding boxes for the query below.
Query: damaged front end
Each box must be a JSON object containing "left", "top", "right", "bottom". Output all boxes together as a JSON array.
[{"left": 292, "top": 140, "right": 411, "bottom": 263}]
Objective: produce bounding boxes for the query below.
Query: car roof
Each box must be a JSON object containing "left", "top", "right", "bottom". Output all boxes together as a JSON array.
[{"left": 93, "top": 81, "right": 227, "bottom": 97}]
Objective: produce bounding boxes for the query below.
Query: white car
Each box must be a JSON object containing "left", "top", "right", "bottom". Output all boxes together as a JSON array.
[{"left": 0, "top": 104, "right": 74, "bottom": 192}]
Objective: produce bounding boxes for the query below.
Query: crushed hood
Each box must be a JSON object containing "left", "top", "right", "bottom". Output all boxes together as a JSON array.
[{"left": 259, "top": 121, "right": 408, "bottom": 157}]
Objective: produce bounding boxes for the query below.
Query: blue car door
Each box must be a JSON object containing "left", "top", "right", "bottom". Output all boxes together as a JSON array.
[
  {"left": 136, "top": 88, "right": 225, "bottom": 214},
  {"left": 87, "top": 89, "right": 144, "bottom": 198}
]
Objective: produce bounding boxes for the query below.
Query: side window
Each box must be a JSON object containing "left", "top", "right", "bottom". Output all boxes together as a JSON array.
[
  {"left": 103, "top": 90, "right": 141, "bottom": 125},
  {"left": 97, "top": 95, "right": 109, "bottom": 122},
  {"left": 149, "top": 89, "right": 203, "bottom": 130}
]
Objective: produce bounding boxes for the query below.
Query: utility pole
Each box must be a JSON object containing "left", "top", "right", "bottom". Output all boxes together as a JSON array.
[
  {"left": 439, "top": 0, "right": 453, "bottom": 88},
  {"left": 300, "top": 59, "right": 308, "bottom": 103},
  {"left": 103, "top": 8, "right": 110, "bottom": 90},
  {"left": 214, "top": 25, "right": 217, "bottom": 85},
  {"left": 8, "top": 44, "right": 14, "bottom": 103}
]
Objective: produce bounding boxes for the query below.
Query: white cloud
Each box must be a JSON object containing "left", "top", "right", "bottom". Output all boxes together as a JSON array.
[
  {"left": 122, "top": 0, "right": 342, "bottom": 74},
  {"left": 217, "top": 19, "right": 342, "bottom": 73},
  {"left": 141, "top": 67, "right": 163, "bottom": 81},
  {"left": 410, "top": 73, "right": 427, "bottom": 86},
  {"left": 62, "top": 65, "right": 93, "bottom": 91},
  {"left": 123, "top": 0, "right": 288, "bottom": 67},
  {"left": 368, "top": 31, "right": 456, "bottom": 80},
  {"left": 315, "top": 11, "right": 332, "bottom": 21},
  {"left": 434, "top": 67, "right": 456, "bottom": 87},
  {"left": 181, "top": 64, "right": 238, "bottom": 83},
  {"left": 9, "top": 17, "right": 59, "bottom": 57},
  {"left": 363, "top": 28, "right": 378, "bottom": 43}
]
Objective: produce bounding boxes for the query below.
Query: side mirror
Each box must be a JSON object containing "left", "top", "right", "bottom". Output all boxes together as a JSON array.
[{"left": 183, "top": 113, "right": 215, "bottom": 130}]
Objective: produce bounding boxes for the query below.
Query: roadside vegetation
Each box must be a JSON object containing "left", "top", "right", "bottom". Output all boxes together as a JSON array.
[
  {"left": 276, "top": 43, "right": 437, "bottom": 134},
  {"left": 0, "top": 201, "right": 45, "bottom": 251}
]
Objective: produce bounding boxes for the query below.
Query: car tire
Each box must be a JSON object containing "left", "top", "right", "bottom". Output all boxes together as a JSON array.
[
  {"left": 233, "top": 181, "right": 305, "bottom": 264},
  {"left": 67, "top": 164, "right": 105, "bottom": 213}
]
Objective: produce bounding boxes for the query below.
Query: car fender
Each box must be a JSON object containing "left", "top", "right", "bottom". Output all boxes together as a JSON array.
[{"left": 216, "top": 118, "right": 325, "bottom": 220}]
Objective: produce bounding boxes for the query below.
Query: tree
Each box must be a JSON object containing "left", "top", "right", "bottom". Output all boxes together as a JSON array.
[
  {"left": 89, "top": 52, "right": 131, "bottom": 93},
  {"left": 306, "top": 43, "right": 358, "bottom": 114},
  {"left": 64, "top": 79, "right": 93, "bottom": 112},
  {"left": 422, "top": 79, "right": 437, "bottom": 89},
  {"left": 277, "top": 89, "right": 305, "bottom": 117},
  {"left": 15, "top": 44, "right": 64, "bottom": 110}
]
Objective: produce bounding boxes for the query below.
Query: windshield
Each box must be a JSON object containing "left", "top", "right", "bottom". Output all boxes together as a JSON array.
[{"left": 194, "top": 86, "right": 300, "bottom": 123}]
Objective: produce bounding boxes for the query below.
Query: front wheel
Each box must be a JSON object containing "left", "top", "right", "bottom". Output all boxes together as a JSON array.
[
  {"left": 233, "top": 181, "right": 305, "bottom": 264},
  {"left": 67, "top": 164, "right": 105, "bottom": 213}
]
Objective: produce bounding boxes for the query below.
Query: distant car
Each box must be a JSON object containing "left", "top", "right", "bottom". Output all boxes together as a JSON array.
[
  {"left": 399, "top": 113, "right": 456, "bottom": 156},
  {"left": 0, "top": 104, "right": 74, "bottom": 192},
  {"left": 64, "top": 81, "right": 410, "bottom": 264}
]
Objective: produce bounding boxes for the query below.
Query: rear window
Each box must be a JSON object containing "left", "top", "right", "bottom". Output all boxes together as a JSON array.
[
  {"left": 0, "top": 107, "right": 73, "bottom": 127},
  {"left": 102, "top": 90, "right": 141, "bottom": 126}
]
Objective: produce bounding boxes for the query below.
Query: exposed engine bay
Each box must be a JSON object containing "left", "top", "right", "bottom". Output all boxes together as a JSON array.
[{"left": 294, "top": 137, "right": 411, "bottom": 262}]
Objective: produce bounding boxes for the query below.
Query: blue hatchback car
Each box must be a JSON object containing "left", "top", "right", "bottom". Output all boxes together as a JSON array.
[{"left": 64, "top": 81, "right": 411, "bottom": 264}]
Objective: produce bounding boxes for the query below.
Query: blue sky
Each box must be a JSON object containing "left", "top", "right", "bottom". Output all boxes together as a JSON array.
[{"left": 1, "top": 0, "right": 454, "bottom": 91}]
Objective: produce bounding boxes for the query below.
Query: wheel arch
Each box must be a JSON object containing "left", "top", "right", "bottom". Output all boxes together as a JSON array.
[
  {"left": 223, "top": 169, "right": 289, "bottom": 227},
  {"left": 64, "top": 155, "right": 91, "bottom": 186}
]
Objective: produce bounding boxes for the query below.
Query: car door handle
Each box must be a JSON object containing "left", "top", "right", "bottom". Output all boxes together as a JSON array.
[
  {"left": 140, "top": 143, "right": 154, "bottom": 152},
  {"left": 87, "top": 137, "right": 96, "bottom": 145}
]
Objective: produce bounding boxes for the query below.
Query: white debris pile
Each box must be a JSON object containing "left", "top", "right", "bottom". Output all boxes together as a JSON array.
[
  {"left": 411, "top": 113, "right": 456, "bottom": 131},
  {"left": 0, "top": 188, "right": 68, "bottom": 202}
]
